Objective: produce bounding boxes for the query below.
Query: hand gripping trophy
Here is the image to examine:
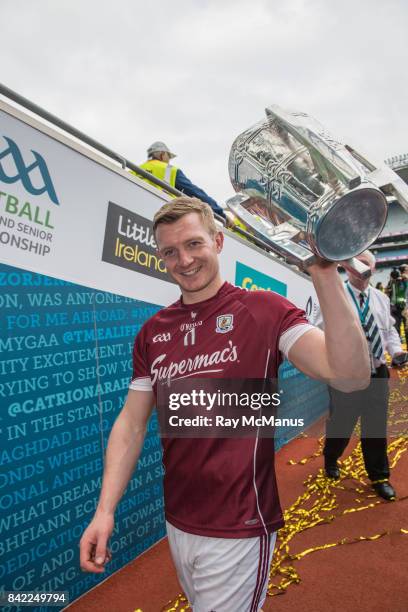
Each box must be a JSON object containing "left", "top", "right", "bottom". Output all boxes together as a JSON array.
[{"left": 227, "top": 106, "right": 408, "bottom": 277}]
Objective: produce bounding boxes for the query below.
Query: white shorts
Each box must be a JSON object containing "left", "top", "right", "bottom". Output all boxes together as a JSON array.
[{"left": 166, "top": 521, "right": 276, "bottom": 612}]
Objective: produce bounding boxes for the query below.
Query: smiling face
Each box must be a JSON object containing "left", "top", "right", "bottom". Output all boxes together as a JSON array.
[{"left": 155, "top": 212, "right": 224, "bottom": 303}]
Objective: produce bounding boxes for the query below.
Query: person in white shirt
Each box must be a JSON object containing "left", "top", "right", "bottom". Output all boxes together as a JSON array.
[{"left": 313, "top": 250, "right": 407, "bottom": 500}]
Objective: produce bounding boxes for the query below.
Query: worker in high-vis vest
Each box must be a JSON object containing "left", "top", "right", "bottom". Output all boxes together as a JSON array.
[{"left": 138, "top": 141, "right": 226, "bottom": 220}]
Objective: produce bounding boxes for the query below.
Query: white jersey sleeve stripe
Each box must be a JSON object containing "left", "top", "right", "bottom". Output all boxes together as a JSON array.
[
  {"left": 279, "top": 323, "right": 316, "bottom": 360},
  {"left": 129, "top": 376, "right": 153, "bottom": 392}
]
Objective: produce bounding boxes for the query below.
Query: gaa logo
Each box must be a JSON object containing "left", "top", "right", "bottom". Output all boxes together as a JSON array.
[
  {"left": 153, "top": 333, "right": 171, "bottom": 343},
  {"left": 0, "top": 135, "right": 59, "bottom": 204}
]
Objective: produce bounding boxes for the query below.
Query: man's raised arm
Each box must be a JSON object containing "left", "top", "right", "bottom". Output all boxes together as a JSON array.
[
  {"left": 288, "top": 263, "right": 370, "bottom": 392},
  {"left": 79, "top": 389, "right": 154, "bottom": 573}
]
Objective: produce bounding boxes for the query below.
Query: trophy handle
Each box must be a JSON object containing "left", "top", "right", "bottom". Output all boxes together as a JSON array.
[
  {"left": 302, "top": 256, "right": 371, "bottom": 280},
  {"left": 226, "top": 194, "right": 371, "bottom": 280},
  {"left": 340, "top": 257, "right": 371, "bottom": 280},
  {"left": 345, "top": 145, "right": 408, "bottom": 212}
]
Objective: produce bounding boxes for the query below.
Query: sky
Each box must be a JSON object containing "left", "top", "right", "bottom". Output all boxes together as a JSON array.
[{"left": 1, "top": 0, "right": 407, "bottom": 206}]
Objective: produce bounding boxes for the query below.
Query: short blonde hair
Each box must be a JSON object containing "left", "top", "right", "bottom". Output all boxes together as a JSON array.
[{"left": 153, "top": 197, "right": 217, "bottom": 236}]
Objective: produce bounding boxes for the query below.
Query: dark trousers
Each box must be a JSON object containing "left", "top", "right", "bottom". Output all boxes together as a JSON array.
[{"left": 323, "top": 364, "right": 390, "bottom": 481}]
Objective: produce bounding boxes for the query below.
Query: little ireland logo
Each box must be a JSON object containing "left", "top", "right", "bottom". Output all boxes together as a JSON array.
[{"left": 0, "top": 135, "right": 59, "bottom": 205}]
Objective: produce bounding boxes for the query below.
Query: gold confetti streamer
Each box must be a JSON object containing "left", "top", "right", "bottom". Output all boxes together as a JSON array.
[
  {"left": 161, "top": 594, "right": 191, "bottom": 612},
  {"left": 269, "top": 364, "right": 408, "bottom": 597}
]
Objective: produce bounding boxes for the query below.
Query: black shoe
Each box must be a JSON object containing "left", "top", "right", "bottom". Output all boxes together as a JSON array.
[
  {"left": 372, "top": 481, "right": 396, "bottom": 500},
  {"left": 325, "top": 461, "right": 340, "bottom": 479}
]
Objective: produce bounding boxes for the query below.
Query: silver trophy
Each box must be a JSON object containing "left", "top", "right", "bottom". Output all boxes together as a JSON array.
[{"left": 227, "top": 106, "right": 408, "bottom": 277}]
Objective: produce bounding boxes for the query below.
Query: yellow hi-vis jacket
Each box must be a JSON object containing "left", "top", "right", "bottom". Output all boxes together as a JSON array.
[{"left": 137, "top": 159, "right": 178, "bottom": 190}]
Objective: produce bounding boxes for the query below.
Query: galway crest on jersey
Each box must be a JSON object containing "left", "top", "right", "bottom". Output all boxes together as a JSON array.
[{"left": 216, "top": 314, "right": 234, "bottom": 334}]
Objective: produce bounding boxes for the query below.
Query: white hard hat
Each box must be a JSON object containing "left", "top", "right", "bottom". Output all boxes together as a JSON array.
[{"left": 147, "top": 141, "right": 176, "bottom": 158}]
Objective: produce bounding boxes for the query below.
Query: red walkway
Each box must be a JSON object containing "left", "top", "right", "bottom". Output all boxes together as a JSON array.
[{"left": 68, "top": 369, "right": 408, "bottom": 612}]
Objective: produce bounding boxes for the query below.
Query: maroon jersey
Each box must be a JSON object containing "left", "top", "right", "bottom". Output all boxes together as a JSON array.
[{"left": 130, "top": 282, "right": 309, "bottom": 537}]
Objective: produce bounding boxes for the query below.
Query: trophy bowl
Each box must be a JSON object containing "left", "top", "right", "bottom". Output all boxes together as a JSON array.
[{"left": 227, "top": 106, "right": 407, "bottom": 274}]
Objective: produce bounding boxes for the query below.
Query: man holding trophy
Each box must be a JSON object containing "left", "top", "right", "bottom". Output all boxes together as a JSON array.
[{"left": 80, "top": 108, "right": 408, "bottom": 610}]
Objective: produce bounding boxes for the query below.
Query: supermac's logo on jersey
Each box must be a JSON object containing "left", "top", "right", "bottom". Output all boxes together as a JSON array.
[
  {"left": 0, "top": 135, "right": 59, "bottom": 205},
  {"left": 216, "top": 314, "right": 234, "bottom": 333}
]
